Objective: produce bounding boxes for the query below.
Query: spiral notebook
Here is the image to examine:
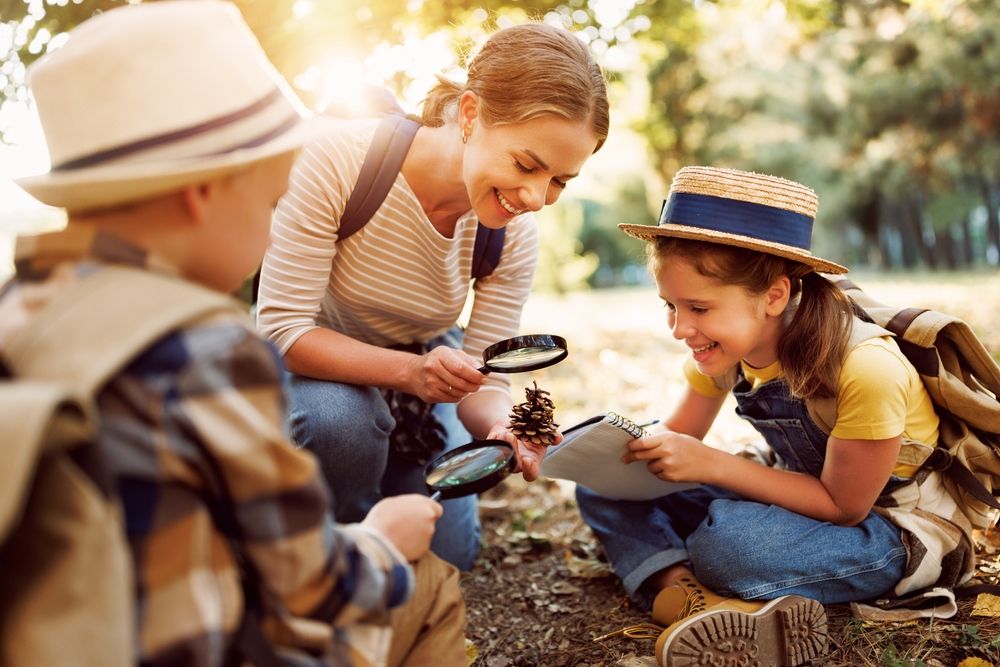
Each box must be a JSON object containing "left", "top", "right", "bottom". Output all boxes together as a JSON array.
[{"left": 540, "top": 412, "right": 700, "bottom": 501}]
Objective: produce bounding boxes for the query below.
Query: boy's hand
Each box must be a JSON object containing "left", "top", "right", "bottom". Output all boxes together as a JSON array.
[
  {"left": 362, "top": 494, "right": 442, "bottom": 561},
  {"left": 623, "top": 430, "right": 713, "bottom": 484}
]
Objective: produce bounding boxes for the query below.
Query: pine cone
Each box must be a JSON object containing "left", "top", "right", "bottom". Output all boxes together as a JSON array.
[{"left": 509, "top": 381, "right": 559, "bottom": 447}]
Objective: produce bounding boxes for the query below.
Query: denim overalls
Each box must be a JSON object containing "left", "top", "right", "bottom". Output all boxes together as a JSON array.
[{"left": 577, "top": 372, "right": 908, "bottom": 611}]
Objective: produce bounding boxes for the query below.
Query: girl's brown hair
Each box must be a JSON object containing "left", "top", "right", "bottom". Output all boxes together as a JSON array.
[
  {"left": 421, "top": 22, "right": 609, "bottom": 152},
  {"left": 650, "top": 237, "right": 854, "bottom": 399}
]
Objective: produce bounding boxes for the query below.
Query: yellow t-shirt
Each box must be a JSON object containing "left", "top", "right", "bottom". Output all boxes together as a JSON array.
[{"left": 684, "top": 336, "right": 939, "bottom": 476}]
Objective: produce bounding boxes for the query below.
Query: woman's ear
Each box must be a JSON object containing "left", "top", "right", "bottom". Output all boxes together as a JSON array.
[
  {"left": 764, "top": 275, "right": 792, "bottom": 316},
  {"left": 457, "top": 90, "right": 479, "bottom": 136}
]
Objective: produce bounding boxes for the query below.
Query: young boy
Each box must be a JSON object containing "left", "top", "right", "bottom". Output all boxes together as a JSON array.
[{"left": 0, "top": 2, "right": 465, "bottom": 665}]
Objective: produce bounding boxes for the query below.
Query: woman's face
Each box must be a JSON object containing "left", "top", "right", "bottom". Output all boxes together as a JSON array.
[{"left": 461, "top": 103, "right": 600, "bottom": 228}]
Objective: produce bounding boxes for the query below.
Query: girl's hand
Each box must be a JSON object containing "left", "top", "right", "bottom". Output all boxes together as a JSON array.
[
  {"left": 623, "top": 430, "right": 714, "bottom": 484},
  {"left": 404, "top": 346, "right": 484, "bottom": 403},
  {"left": 486, "top": 420, "right": 563, "bottom": 483}
]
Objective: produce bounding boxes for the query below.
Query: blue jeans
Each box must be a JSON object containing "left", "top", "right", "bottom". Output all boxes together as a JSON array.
[
  {"left": 577, "top": 483, "right": 907, "bottom": 611},
  {"left": 286, "top": 374, "right": 481, "bottom": 570}
]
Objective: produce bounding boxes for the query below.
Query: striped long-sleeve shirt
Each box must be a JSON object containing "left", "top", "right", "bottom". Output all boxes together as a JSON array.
[
  {"left": 0, "top": 228, "right": 414, "bottom": 667},
  {"left": 256, "top": 118, "right": 540, "bottom": 391}
]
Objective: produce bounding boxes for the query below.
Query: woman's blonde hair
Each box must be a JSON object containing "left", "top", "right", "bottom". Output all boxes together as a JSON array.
[
  {"left": 421, "top": 22, "right": 609, "bottom": 152},
  {"left": 650, "top": 237, "right": 854, "bottom": 400}
]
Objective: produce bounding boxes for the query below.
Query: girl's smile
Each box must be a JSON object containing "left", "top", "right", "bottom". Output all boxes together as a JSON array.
[{"left": 657, "top": 257, "right": 786, "bottom": 375}]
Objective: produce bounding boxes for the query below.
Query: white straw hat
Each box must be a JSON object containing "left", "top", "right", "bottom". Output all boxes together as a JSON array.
[
  {"left": 15, "top": 0, "right": 329, "bottom": 212},
  {"left": 619, "top": 166, "right": 847, "bottom": 274}
]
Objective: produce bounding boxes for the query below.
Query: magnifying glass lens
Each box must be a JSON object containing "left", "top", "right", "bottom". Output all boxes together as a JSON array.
[
  {"left": 487, "top": 346, "right": 566, "bottom": 370},
  {"left": 425, "top": 440, "right": 516, "bottom": 500},
  {"left": 480, "top": 334, "right": 568, "bottom": 373},
  {"left": 426, "top": 446, "right": 511, "bottom": 487}
]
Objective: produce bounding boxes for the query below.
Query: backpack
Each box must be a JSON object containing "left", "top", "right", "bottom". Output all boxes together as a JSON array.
[
  {"left": 0, "top": 266, "right": 253, "bottom": 666},
  {"left": 251, "top": 100, "right": 507, "bottom": 303},
  {"left": 810, "top": 277, "right": 1000, "bottom": 530}
]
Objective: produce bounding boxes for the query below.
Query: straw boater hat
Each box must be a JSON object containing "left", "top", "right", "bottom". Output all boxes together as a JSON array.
[
  {"left": 15, "top": 0, "right": 328, "bottom": 212},
  {"left": 619, "top": 166, "right": 848, "bottom": 274}
]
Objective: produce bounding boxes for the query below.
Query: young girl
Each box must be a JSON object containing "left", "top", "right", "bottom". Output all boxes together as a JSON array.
[{"left": 581, "top": 166, "right": 974, "bottom": 666}]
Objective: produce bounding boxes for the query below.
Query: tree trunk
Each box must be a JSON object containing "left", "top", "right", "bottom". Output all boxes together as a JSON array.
[
  {"left": 959, "top": 214, "right": 975, "bottom": 267},
  {"left": 902, "top": 194, "right": 936, "bottom": 269},
  {"left": 978, "top": 172, "right": 999, "bottom": 265}
]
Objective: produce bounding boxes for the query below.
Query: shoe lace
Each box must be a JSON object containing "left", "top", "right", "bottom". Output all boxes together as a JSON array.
[
  {"left": 592, "top": 623, "right": 663, "bottom": 642},
  {"left": 678, "top": 577, "right": 707, "bottom": 617}
]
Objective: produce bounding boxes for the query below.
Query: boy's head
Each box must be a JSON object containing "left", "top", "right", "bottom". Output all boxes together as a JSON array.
[{"left": 15, "top": 0, "right": 319, "bottom": 214}]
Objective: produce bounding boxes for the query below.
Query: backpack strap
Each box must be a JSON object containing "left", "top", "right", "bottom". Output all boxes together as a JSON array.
[
  {"left": 338, "top": 114, "right": 421, "bottom": 241},
  {"left": 472, "top": 224, "right": 506, "bottom": 281},
  {"left": 338, "top": 113, "right": 506, "bottom": 279},
  {"left": 4, "top": 265, "right": 240, "bottom": 397}
]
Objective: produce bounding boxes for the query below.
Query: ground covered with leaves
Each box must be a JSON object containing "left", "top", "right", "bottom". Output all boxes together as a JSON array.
[{"left": 460, "top": 273, "right": 1000, "bottom": 667}]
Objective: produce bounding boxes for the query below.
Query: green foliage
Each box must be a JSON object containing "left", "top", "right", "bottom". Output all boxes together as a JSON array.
[
  {"left": 637, "top": 0, "right": 1000, "bottom": 270},
  {"left": 577, "top": 180, "right": 652, "bottom": 287},
  {"left": 533, "top": 198, "right": 600, "bottom": 295},
  {"left": 5, "top": 0, "right": 999, "bottom": 275}
]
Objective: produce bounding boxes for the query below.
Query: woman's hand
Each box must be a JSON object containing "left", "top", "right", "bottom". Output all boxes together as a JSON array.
[
  {"left": 404, "top": 346, "right": 485, "bottom": 403},
  {"left": 623, "top": 429, "right": 716, "bottom": 484},
  {"left": 486, "top": 420, "right": 563, "bottom": 482}
]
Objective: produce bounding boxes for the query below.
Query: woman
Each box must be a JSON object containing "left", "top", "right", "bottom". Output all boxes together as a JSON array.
[{"left": 257, "top": 22, "right": 609, "bottom": 569}]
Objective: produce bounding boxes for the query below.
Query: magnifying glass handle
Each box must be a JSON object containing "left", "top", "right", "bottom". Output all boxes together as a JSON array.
[
  {"left": 429, "top": 490, "right": 442, "bottom": 502},
  {"left": 476, "top": 366, "right": 489, "bottom": 375}
]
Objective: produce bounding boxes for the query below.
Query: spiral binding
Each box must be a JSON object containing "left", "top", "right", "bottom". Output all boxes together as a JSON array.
[{"left": 606, "top": 412, "right": 645, "bottom": 439}]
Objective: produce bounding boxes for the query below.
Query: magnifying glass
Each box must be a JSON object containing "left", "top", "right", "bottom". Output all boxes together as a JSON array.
[
  {"left": 426, "top": 439, "right": 517, "bottom": 501},
  {"left": 478, "top": 334, "right": 568, "bottom": 374}
]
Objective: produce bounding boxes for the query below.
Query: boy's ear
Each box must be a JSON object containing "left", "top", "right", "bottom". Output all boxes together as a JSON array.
[
  {"left": 180, "top": 181, "right": 216, "bottom": 224},
  {"left": 764, "top": 275, "right": 792, "bottom": 316}
]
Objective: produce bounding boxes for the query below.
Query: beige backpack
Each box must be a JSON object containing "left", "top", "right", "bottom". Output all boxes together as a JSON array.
[
  {"left": 808, "top": 278, "right": 1000, "bottom": 530},
  {"left": 0, "top": 266, "right": 240, "bottom": 666}
]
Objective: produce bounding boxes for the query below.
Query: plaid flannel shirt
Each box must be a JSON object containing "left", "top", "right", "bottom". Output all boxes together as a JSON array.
[{"left": 0, "top": 228, "right": 413, "bottom": 666}]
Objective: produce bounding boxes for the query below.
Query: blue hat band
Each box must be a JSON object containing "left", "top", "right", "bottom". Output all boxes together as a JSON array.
[{"left": 661, "top": 192, "right": 814, "bottom": 250}]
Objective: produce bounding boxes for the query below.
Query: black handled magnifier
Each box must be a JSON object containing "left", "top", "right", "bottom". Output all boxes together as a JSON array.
[
  {"left": 426, "top": 439, "right": 517, "bottom": 501},
  {"left": 477, "top": 334, "right": 568, "bottom": 374}
]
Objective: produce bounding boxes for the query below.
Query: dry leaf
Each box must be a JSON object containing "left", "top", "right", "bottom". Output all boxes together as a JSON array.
[
  {"left": 971, "top": 593, "right": 1000, "bottom": 618},
  {"left": 956, "top": 658, "right": 994, "bottom": 667}
]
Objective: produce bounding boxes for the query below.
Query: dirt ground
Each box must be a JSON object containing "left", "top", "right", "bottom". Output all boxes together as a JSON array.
[
  {"left": 460, "top": 276, "right": 1000, "bottom": 667},
  {"left": 461, "top": 474, "right": 1000, "bottom": 667}
]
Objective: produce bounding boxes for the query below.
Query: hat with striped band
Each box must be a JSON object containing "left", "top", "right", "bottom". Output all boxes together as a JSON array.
[
  {"left": 619, "top": 166, "right": 847, "bottom": 274},
  {"left": 15, "top": 0, "right": 331, "bottom": 212}
]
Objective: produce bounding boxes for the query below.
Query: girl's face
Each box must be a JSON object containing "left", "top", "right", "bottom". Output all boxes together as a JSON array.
[
  {"left": 656, "top": 254, "right": 788, "bottom": 375},
  {"left": 460, "top": 100, "right": 600, "bottom": 228}
]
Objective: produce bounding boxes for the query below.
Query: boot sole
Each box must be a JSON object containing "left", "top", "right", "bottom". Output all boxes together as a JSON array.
[{"left": 660, "top": 595, "right": 828, "bottom": 666}]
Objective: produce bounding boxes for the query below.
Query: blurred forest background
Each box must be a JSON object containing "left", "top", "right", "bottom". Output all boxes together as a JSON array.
[{"left": 1, "top": 0, "right": 999, "bottom": 289}]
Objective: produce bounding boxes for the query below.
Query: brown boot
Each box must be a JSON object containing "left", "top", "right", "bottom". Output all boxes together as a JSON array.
[
  {"left": 654, "top": 595, "right": 828, "bottom": 667},
  {"left": 651, "top": 572, "right": 734, "bottom": 626}
]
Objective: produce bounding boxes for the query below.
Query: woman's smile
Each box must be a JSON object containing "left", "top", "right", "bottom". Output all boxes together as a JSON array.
[{"left": 495, "top": 189, "right": 525, "bottom": 217}]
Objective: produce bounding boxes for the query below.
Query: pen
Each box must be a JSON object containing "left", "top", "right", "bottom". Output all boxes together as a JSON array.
[{"left": 639, "top": 419, "right": 660, "bottom": 429}]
